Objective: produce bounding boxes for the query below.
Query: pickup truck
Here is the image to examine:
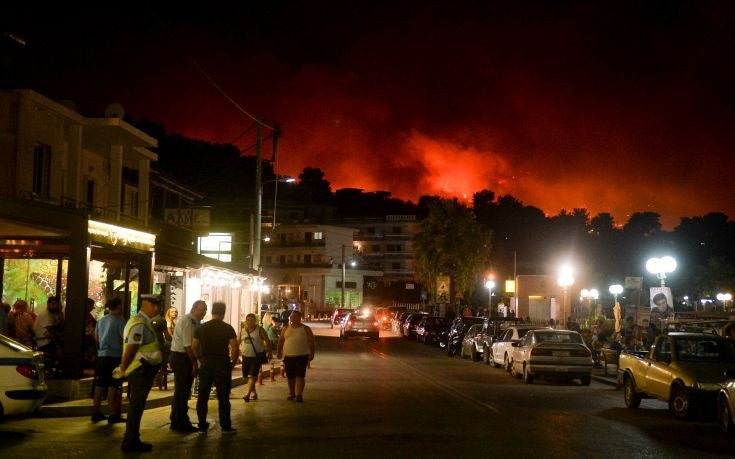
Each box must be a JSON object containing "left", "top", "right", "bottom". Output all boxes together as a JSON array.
[{"left": 618, "top": 332, "right": 735, "bottom": 419}]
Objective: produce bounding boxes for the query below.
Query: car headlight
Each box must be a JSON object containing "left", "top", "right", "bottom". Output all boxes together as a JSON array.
[{"left": 694, "top": 382, "right": 722, "bottom": 391}]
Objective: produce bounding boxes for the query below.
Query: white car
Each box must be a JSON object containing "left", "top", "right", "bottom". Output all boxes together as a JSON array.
[
  {"left": 0, "top": 333, "right": 47, "bottom": 419},
  {"left": 509, "top": 329, "right": 593, "bottom": 385},
  {"left": 490, "top": 325, "right": 539, "bottom": 370}
]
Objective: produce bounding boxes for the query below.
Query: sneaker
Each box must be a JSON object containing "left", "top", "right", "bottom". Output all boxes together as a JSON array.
[
  {"left": 221, "top": 427, "right": 237, "bottom": 435},
  {"left": 108, "top": 415, "right": 126, "bottom": 424},
  {"left": 121, "top": 441, "right": 153, "bottom": 453},
  {"left": 198, "top": 422, "right": 210, "bottom": 433},
  {"left": 91, "top": 413, "right": 107, "bottom": 423}
]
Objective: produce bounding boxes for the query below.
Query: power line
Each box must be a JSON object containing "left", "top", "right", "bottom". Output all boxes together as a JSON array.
[{"left": 188, "top": 55, "right": 277, "bottom": 132}]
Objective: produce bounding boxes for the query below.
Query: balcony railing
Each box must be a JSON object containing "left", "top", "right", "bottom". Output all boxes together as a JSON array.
[
  {"left": 267, "top": 240, "right": 327, "bottom": 248},
  {"left": 261, "top": 262, "right": 333, "bottom": 269}
]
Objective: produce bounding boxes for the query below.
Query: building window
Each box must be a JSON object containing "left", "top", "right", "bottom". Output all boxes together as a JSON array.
[
  {"left": 287, "top": 254, "right": 293, "bottom": 263},
  {"left": 392, "top": 262, "right": 402, "bottom": 270},
  {"left": 314, "top": 232, "right": 323, "bottom": 240},
  {"left": 122, "top": 184, "right": 139, "bottom": 217},
  {"left": 278, "top": 255, "right": 285, "bottom": 265},
  {"left": 395, "top": 244, "right": 403, "bottom": 252},
  {"left": 32, "top": 144, "right": 51, "bottom": 198},
  {"left": 297, "top": 254, "right": 302, "bottom": 261},
  {"left": 392, "top": 227, "right": 402, "bottom": 234},
  {"left": 337, "top": 281, "right": 357, "bottom": 288},
  {"left": 305, "top": 254, "right": 312, "bottom": 265},
  {"left": 372, "top": 245, "right": 380, "bottom": 252},
  {"left": 265, "top": 256, "right": 272, "bottom": 264},
  {"left": 366, "top": 227, "right": 375, "bottom": 235},
  {"left": 197, "top": 233, "right": 233, "bottom": 262},
  {"left": 305, "top": 232, "right": 313, "bottom": 242},
  {"left": 86, "top": 179, "right": 95, "bottom": 209}
]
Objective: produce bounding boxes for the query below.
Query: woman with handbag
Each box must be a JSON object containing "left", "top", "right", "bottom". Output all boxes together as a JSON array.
[{"left": 239, "top": 313, "right": 271, "bottom": 402}]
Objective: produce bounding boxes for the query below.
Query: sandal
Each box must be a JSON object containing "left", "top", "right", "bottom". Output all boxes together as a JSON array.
[
  {"left": 243, "top": 394, "right": 250, "bottom": 402},
  {"left": 251, "top": 393, "right": 258, "bottom": 401},
  {"left": 295, "top": 395, "right": 303, "bottom": 403},
  {"left": 287, "top": 393, "right": 295, "bottom": 401}
]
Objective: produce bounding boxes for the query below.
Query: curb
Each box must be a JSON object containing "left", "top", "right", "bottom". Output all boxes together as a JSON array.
[
  {"left": 591, "top": 374, "right": 619, "bottom": 388},
  {"left": 36, "top": 368, "right": 276, "bottom": 418}
]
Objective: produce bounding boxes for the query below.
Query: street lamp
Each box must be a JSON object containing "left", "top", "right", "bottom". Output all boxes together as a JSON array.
[
  {"left": 485, "top": 279, "right": 495, "bottom": 315},
  {"left": 717, "top": 293, "right": 733, "bottom": 310},
  {"left": 557, "top": 264, "right": 574, "bottom": 327},
  {"left": 580, "top": 288, "right": 599, "bottom": 316},
  {"left": 645, "top": 256, "right": 677, "bottom": 287},
  {"left": 253, "top": 176, "right": 295, "bottom": 271},
  {"left": 609, "top": 284, "right": 623, "bottom": 304}
]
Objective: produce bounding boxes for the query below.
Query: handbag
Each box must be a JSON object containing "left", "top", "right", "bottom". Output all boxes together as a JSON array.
[{"left": 246, "top": 328, "right": 269, "bottom": 365}]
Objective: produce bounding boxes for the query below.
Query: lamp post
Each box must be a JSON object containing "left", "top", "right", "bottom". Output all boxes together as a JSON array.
[
  {"left": 341, "top": 245, "right": 358, "bottom": 308},
  {"left": 253, "top": 176, "right": 295, "bottom": 272},
  {"left": 485, "top": 279, "right": 495, "bottom": 316},
  {"left": 717, "top": 293, "right": 733, "bottom": 310},
  {"left": 580, "top": 288, "right": 599, "bottom": 316},
  {"left": 609, "top": 284, "right": 623, "bottom": 304},
  {"left": 557, "top": 264, "right": 574, "bottom": 327},
  {"left": 645, "top": 256, "right": 677, "bottom": 287}
]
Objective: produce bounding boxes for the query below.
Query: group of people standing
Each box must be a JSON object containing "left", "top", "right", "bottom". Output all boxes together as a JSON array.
[
  {"left": 109, "top": 297, "right": 315, "bottom": 453},
  {"left": 2, "top": 297, "right": 66, "bottom": 366}
]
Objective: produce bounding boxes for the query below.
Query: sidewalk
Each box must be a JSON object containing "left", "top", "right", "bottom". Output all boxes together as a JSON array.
[
  {"left": 37, "top": 365, "right": 280, "bottom": 418},
  {"left": 590, "top": 364, "right": 619, "bottom": 387}
]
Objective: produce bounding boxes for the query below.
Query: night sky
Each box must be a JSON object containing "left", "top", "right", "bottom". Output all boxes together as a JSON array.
[{"left": 10, "top": 3, "right": 735, "bottom": 227}]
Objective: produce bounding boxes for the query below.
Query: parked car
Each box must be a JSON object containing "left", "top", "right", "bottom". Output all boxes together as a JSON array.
[
  {"left": 375, "top": 308, "right": 392, "bottom": 330},
  {"left": 490, "top": 325, "right": 541, "bottom": 370},
  {"left": 510, "top": 329, "right": 593, "bottom": 385},
  {"left": 619, "top": 332, "right": 735, "bottom": 419},
  {"left": 460, "top": 324, "right": 484, "bottom": 361},
  {"left": 331, "top": 308, "right": 353, "bottom": 328},
  {"left": 718, "top": 380, "right": 735, "bottom": 434},
  {"left": 476, "top": 317, "right": 526, "bottom": 364},
  {"left": 0, "top": 334, "right": 46, "bottom": 419},
  {"left": 447, "top": 316, "right": 484, "bottom": 357},
  {"left": 415, "top": 316, "right": 450, "bottom": 345},
  {"left": 339, "top": 312, "right": 380, "bottom": 340},
  {"left": 393, "top": 312, "right": 413, "bottom": 334},
  {"left": 401, "top": 313, "right": 428, "bottom": 339}
]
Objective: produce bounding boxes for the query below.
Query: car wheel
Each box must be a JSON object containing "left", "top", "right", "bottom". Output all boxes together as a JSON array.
[
  {"left": 504, "top": 353, "right": 511, "bottom": 372},
  {"left": 523, "top": 364, "right": 534, "bottom": 384},
  {"left": 580, "top": 374, "right": 591, "bottom": 386},
  {"left": 483, "top": 348, "right": 490, "bottom": 364},
  {"left": 623, "top": 377, "right": 641, "bottom": 408},
  {"left": 510, "top": 360, "right": 518, "bottom": 378},
  {"left": 471, "top": 346, "right": 481, "bottom": 362},
  {"left": 670, "top": 385, "right": 695, "bottom": 419},
  {"left": 719, "top": 397, "right": 734, "bottom": 435},
  {"left": 439, "top": 340, "right": 447, "bottom": 350}
]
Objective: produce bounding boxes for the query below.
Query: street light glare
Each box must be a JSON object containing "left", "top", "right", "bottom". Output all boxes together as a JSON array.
[
  {"left": 645, "top": 258, "right": 660, "bottom": 274},
  {"left": 609, "top": 284, "right": 623, "bottom": 295},
  {"left": 485, "top": 280, "right": 495, "bottom": 290},
  {"left": 557, "top": 274, "right": 574, "bottom": 287},
  {"left": 581, "top": 288, "right": 590, "bottom": 297},
  {"left": 589, "top": 289, "right": 599, "bottom": 299},
  {"left": 660, "top": 256, "right": 677, "bottom": 273}
]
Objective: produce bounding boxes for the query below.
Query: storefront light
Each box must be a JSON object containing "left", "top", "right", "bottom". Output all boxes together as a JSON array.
[{"left": 88, "top": 220, "right": 156, "bottom": 248}]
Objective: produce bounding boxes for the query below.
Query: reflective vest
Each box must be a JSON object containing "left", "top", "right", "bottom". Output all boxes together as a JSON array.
[{"left": 123, "top": 314, "right": 163, "bottom": 377}]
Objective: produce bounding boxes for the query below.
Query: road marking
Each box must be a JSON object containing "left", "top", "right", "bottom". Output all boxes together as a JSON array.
[{"left": 369, "top": 349, "right": 498, "bottom": 413}]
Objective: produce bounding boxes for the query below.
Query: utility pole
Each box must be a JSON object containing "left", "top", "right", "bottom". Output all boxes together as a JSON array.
[
  {"left": 253, "top": 122, "right": 263, "bottom": 272},
  {"left": 341, "top": 244, "right": 346, "bottom": 308}
]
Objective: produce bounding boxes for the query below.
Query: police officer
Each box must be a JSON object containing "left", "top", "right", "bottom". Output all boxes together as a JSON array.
[{"left": 118, "top": 295, "right": 163, "bottom": 453}]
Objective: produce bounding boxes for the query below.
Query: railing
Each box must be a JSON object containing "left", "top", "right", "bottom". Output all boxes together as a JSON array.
[
  {"left": 261, "top": 262, "right": 333, "bottom": 269},
  {"left": 267, "top": 240, "right": 326, "bottom": 248}
]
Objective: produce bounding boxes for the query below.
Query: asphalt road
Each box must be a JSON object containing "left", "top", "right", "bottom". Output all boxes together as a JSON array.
[{"left": 2, "top": 322, "right": 734, "bottom": 458}]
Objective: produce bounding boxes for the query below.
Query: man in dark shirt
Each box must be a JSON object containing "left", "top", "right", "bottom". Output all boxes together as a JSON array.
[{"left": 192, "top": 302, "right": 238, "bottom": 434}]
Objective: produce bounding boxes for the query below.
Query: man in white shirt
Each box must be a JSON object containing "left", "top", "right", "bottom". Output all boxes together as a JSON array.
[
  {"left": 33, "top": 296, "right": 64, "bottom": 356},
  {"left": 169, "top": 300, "right": 207, "bottom": 432}
]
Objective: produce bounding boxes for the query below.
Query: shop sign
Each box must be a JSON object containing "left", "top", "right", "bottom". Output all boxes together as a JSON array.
[
  {"left": 165, "top": 208, "right": 210, "bottom": 232},
  {"left": 505, "top": 279, "right": 516, "bottom": 294},
  {"left": 625, "top": 276, "right": 643, "bottom": 289},
  {"left": 88, "top": 220, "right": 155, "bottom": 250}
]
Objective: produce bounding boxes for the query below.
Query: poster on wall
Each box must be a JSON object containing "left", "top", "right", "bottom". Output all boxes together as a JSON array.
[
  {"left": 649, "top": 286, "right": 673, "bottom": 322},
  {"left": 2, "top": 259, "right": 68, "bottom": 312}
]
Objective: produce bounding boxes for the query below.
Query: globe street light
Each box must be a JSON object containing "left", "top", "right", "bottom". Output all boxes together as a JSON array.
[
  {"left": 557, "top": 264, "right": 574, "bottom": 327},
  {"left": 717, "top": 293, "right": 733, "bottom": 310},
  {"left": 485, "top": 279, "right": 496, "bottom": 315},
  {"left": 609, "top": 284, "right": 624, "bottom": 303},
  {"left": 645, "top": 256, "right": 677, "bottom": 287},
  {"left": 580, "top": 288, "right": 599, "bottom": 316}
]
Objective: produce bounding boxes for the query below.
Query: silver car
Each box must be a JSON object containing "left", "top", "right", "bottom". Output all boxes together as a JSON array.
[{"left": 510, "top": 329, "right": 593, "bottom": 385}]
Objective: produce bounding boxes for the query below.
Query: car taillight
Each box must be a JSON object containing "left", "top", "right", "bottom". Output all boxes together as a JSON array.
[
  {"left": 17, "top": 364, "right": 39, "bottom": 380},
  {"left": 531, "top": 348, "right": 553, "bottom": 356},
  {"left": 573, "top": 348, "right": 592, "bottom": 357}
]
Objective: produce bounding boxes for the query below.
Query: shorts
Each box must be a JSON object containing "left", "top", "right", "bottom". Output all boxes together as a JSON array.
[
  {"left": 96, "top": 356, "right": 122, "bottom": 388},
  {"left": 242, "top": 357, "right": 262, "bottom": 378},
  {"left": 283, "top": 355, "right": 309, "bottom": 379}
]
